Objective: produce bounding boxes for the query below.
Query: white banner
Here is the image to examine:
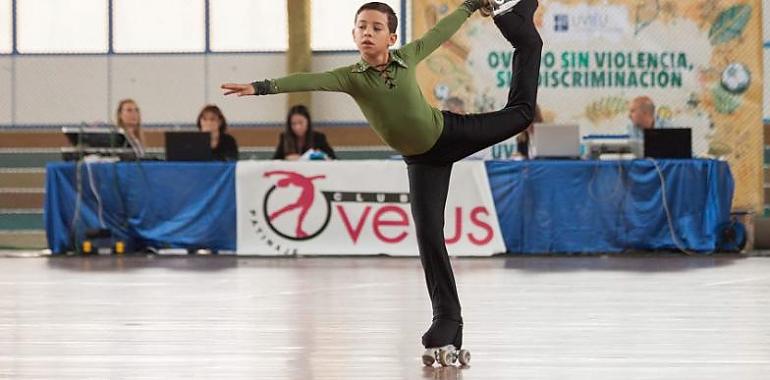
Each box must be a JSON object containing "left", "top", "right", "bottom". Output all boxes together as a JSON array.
[
  {"left": 467, "top": 136, "right": 520, "bottom": 160},
  {"left": 236, "top": 160, "right": 505, "bottom": 256}
]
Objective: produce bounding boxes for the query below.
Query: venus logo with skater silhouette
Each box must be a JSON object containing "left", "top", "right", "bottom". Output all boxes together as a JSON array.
[
  {"left": 236, "top": 161, "right": 506, "bottom": 256},
  {"left": 262, "top": 171, "right": 332, "bottom": 241}
]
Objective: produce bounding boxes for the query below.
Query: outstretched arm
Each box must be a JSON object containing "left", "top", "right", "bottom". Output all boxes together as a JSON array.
[
  {"left": 400, "top": 1, "right": 483, "bottom": 64},
  {"left": 222, "top": 66, "right": 352, "bottom": 97}
]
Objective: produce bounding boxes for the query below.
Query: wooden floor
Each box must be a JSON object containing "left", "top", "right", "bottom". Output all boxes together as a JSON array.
[{"left": 0, "top": 255, "right": 768, "bottom": 379}]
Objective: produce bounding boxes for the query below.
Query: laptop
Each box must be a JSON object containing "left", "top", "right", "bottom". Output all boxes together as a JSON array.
[
  {"left": 643, "top": 128, "right": 692, "bottom": 159},
  {"left": 165, "top": 132, "right": 213, "bottom": 161},
  {"left": 529, "top": 123, "right": 581, "bottom": 159}
]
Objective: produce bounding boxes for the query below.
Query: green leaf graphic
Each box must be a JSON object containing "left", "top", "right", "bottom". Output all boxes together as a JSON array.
[
  {"left": 708, "top": 4, "right": 752, "bottom": 45},
  {"left": 711, "top": 86, "right": 741, "bottom": 114}
]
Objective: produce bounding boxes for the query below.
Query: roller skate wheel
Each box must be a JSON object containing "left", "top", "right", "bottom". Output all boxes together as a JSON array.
[
  {"left": 458, "top": 349, "right": 471, "bottom": 366},
  {"left": 422, "top": 352, "right": 436, "bottom": 366},
  {"left": 438, "top": 349, "right": 456, "bottom": 366}
]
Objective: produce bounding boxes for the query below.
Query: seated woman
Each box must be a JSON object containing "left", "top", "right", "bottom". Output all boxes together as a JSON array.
[
  {"left": 116, "top": 99, "right": 146, "bottom": 158},
  {"left": 273, "top": 105, "right": 336, "bottom": 160},
  {"left": 197, "top": 104, "right": 239, "bottom": 161}
]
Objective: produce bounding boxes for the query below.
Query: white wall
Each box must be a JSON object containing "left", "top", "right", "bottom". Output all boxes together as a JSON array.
[
  {"left": 206, "top": 54, "right": 290, "bottom": 125},
  {"left": 0, "top": 52, "right": 364, "bottom": 127},
  {"left": 0, "top": 57, "right": 11, "bottom": 125},
  {"left": 111, "top": 55, "right": 206, "bottom": 124},
  {"left": 0, "top": 0, "right": 410, "bottom": 127},
  {"left": 14, "top": 56, "right": 109, "bottom": 124}
]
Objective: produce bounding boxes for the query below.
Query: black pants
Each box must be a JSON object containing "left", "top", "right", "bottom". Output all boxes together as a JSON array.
[{"left": 404, "top": 0, "right": 542, "bottom": 348}]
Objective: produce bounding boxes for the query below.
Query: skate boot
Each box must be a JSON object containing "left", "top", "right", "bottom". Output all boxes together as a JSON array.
[
  {"left": 420, "top": 318, "right": 471, "bottom": 367},
  {"left": 480, "top": 0, "right": 522, "bottom": 18}
]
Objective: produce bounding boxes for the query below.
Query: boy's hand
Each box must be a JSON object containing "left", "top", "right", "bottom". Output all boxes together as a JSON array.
[
  {"left": 221, "top": 79, "right": 273, "bottom": 96},
  {"left": 221, "top": 83, "right": 256, "bottom": 97}
]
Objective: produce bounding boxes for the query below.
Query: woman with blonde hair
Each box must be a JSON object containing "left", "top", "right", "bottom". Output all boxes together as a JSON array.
[{"left": 116, "top": 99, "right": 146, "bottom": 157}]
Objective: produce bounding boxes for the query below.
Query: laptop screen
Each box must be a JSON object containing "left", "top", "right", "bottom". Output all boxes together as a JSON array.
[
  {"left": 165, "top": 132, "right": 213, "bottom": 161},
  {"left": 643, "top": 128, "right": 692, "bottom": 159},
  {"left": 529, "top": 123, "right": 581, "bottom": 159}
]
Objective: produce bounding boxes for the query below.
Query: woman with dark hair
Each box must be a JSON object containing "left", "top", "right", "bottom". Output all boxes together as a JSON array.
[
  {"left": 273, "top": 105, "right": 336, "bottom": 160},
  {"left": 196, "top": 104, "right": 239, "bottom": 161}
]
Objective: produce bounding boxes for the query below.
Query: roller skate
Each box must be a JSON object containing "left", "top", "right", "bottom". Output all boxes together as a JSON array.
[
  {"left": 422, "top": 345, "right": 471, "bottom": 367},
  {"left": 420, "top": 318, "right": 470, "bottom": 367},
  {"left": 480, "top": 0, "right": 522, "bottom": 18}
]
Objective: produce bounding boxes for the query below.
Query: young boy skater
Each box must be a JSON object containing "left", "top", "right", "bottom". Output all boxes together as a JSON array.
[{"left": 222, "top": 0, "right": 542, "bottom": 366}]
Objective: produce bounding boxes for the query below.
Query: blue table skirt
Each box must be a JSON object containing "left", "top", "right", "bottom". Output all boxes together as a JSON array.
[
  {"left": 45, "top": 162, "right": 236, "bottom": 253},
  {"left": 485, "top": 159, "right": 733, "bottom": 253},
  {"left": 45, "top": 159, "right": 733, "bottom": 254}
]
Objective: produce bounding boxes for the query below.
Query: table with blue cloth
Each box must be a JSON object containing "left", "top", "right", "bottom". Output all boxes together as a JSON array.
[
  {"left": 45, "top": 159, "right": 733, "bottom": 255},
  {"left": 485, "top": 159, "right": 733, "bottom": 254},
  {"left": 45, "top": 161, "right": 236, "bottom": 254}
]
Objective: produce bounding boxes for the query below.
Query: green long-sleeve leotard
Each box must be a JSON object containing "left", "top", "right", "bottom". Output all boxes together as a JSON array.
[{"left": 263, "top": 6, "right": 473, "bottom": 156}]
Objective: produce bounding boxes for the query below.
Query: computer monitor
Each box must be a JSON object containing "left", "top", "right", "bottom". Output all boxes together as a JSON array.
[
  {"left": 643, "top": 128, "right": 692, "bottom": 159},
  {"left": 165, "top": 132, "right": 213, "bottom": 161},
  {"left": 60, "top": 126, "right": 138, "bottom": 161},
  {"left": 62, "top": 126, "right": 127, "bottom": 148},
  {"left": 529, "top": 123, "right": 581, "bottom": 159}
]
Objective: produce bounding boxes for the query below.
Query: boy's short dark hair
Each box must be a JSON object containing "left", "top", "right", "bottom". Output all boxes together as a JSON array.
[{"left": 356, "top": 2, "right": 398, "bottom": 34}]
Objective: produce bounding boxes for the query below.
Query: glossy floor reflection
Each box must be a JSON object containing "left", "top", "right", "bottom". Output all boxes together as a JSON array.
[{"left": 1, "top": 255, "right": 768, "bottom": 379}]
